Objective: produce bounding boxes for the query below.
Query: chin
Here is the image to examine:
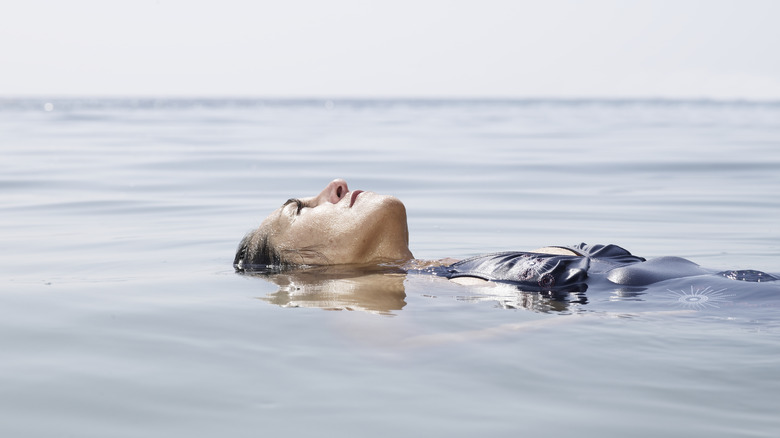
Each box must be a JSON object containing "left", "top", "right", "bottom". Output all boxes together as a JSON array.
[
  {"left": 374, "top": 198, "right": 411, "bottom": 257},
  {"left": 373, "top": 195, "right": 408, "bottom": 225},
  {"left": 374, "top": 194, "right": 406, "bottom": 213}
]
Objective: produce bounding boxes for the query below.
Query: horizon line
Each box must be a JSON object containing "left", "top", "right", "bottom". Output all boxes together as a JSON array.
[{"left": 3, "top": 95, "right": 780, "bottom": 105}]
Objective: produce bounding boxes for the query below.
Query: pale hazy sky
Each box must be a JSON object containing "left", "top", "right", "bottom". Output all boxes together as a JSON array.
[{"left": 2, "top": 0, "right": 779, "bottom": 99}]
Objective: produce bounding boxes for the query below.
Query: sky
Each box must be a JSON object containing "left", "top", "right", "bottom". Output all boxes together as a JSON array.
[{"left": 2, "top": 0, "right": 780, "bottom": 100}]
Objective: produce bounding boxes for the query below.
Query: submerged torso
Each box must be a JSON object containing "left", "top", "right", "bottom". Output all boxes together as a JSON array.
[{"left": 412, "top": 243, "right": 778, "bottom": 291}]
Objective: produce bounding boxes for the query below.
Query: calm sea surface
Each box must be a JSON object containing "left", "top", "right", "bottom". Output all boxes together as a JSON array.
[{"left": 2, "top": 98, "right": 779, "bottom": 437}]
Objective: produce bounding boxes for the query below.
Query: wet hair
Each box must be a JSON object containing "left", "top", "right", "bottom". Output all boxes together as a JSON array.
[
  {"left": 233, "top": 232, "right": 282, "bottom": 272},
  {"left": 233, "top": 229, "right": 329, "bottom": 272}
]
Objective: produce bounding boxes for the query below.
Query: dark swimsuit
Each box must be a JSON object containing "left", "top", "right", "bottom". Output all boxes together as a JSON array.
[{"left": 418, "top": 243, "right": 778, "bottom": 292}]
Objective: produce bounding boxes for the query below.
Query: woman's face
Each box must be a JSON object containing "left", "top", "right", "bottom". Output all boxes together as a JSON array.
[{"left": 247, "top": 179, "right": 413, "bottom": 265}]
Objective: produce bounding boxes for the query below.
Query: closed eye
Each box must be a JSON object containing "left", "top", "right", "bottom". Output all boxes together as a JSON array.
[{"left": 284, "top": 198, "right": 307, "bottom": 215}]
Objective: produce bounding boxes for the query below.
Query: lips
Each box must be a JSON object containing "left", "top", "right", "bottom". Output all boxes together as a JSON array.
[{"left": 349, "top": 190, "right": 364, "bottom": 207}]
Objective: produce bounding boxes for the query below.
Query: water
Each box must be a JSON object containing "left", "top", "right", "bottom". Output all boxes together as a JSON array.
[{"left": 2, "top": 98, "right": 780, "bottom": 437}]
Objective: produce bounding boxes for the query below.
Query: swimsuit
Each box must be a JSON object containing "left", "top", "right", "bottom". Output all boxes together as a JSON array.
[{"left": 417, "top": 243, "right": 778, "bottom": 291}]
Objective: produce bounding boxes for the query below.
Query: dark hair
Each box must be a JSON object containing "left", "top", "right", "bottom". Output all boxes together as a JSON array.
[{"left": 233, "top": 232, "right": 282, "bottom": 272}]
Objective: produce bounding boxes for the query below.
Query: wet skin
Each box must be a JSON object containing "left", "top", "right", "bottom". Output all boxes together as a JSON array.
[{"left": 244, "top": 179, "right": 414, "bottom": 265}]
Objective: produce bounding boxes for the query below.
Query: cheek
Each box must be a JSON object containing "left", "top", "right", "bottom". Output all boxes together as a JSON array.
[
  {"left": 283, "top": 198, "right": 402, "bottom": 250},
  {"left": 285, "top": 211, "right": 345, "bottom": 247}
]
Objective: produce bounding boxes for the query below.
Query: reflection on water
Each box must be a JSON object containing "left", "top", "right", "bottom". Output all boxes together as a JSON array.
[
  {"left": 249, "top": 266, "right": 590, "bottom": 315},
  {"left": 248, "top": 265, "right": 408, "bottom": 315},
  {"left": 242, "top": 257, "right": 597, "bottom": 314}
]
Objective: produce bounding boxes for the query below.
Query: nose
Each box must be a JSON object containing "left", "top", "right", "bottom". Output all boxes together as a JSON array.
[{"left": 314, "top": 179, "right": 349, "bottom": 205}]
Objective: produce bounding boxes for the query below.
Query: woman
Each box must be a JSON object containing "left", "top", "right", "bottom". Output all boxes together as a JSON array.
[{"left": 235, "top": 179, "right": 778, "bottom": 293}]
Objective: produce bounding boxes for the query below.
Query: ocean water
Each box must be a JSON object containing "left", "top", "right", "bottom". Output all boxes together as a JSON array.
[{"left": 1, "top": 98, "right": 779, "bottom": 437}]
